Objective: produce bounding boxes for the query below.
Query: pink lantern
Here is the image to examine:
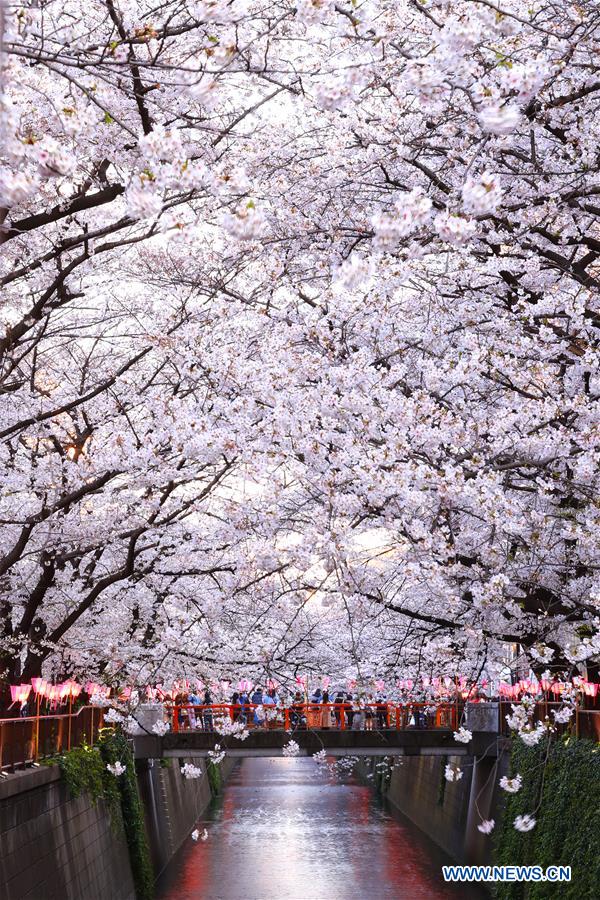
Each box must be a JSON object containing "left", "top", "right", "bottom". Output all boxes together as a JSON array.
[
  {"left": 422, "top": 676, "right": 430, "bottom": 687},
  {"left": 540, "top": 677, "right": 551, "bottom": 692},
  {"left": 583, "top": 682, "right": 599, "bottom": 698},
  {"left": 238, "top": 678, "right": 252, "bottom": 692},
  {"left": 347, "top": 679, "right": 357, "bottom": 691},
  {"left": 322, "top": 677, "right": 331, "bottom": 689},
  {"left": 405, "top": 679, "right": 414, "bottom": 691},
  {"left": 31, "top": 677, "right": 45, "bottom": 694},
  {"left": 550, "top": 682, "right": 562, "bottom": 696},
  {"left": 374, "top": 679, "right": 385, "bottom": 692}
]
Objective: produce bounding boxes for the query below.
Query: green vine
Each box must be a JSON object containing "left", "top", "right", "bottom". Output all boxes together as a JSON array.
[
  {"left": 98, "top": 729, "right": 154, "bottom": 900},
  {"left": 207, "top": 758, "right": 222, "bottom": 795},
  {"left": 494, "top": 737, "right": 600, "bottom": 899},
  {"left": 59, "top": 729, "right": 154, "bottom": 900},
  {"left": 59, "top": 741, "right": 122, "bottom": 827}
]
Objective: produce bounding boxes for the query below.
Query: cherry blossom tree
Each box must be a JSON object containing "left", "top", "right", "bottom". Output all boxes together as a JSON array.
[{"left": 1, "top": 0, "right": 600, "bottom": 691}]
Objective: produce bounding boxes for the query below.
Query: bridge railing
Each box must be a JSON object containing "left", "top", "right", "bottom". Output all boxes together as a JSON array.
[
  {"left": 0, "top": 706, "right": 103, "bottom": 772},
  {"left": 165, "top": 702, "right": 462, "bottom": 733}
]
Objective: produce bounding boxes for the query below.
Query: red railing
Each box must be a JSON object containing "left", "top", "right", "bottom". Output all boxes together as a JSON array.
[
  {"left": 0, "top": 705, "right": 104, "bottom": 772},
  {"left": 165, "top": 702, "right": 461, "bottom": 733}
]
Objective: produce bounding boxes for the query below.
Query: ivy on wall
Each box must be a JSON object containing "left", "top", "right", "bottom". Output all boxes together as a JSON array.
[
  {"left": 60, "top": 728, "right": 154, "bottom": 900},
  {"left": 207, "top": 758, "right": 222, "bottom": 796},
  {"left": 494, "top": 737, "right": 600, "bottom": 899}
]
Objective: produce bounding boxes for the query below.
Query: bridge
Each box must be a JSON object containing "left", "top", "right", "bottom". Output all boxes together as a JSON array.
[
  {"left": 132, "top": 701, "right": 503, "bottom": 759},
  {"left": 133, "top": 727, "right": 477, "bottom": 759}
]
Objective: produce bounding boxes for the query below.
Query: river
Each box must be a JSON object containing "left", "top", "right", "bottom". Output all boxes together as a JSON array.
[{"left": 156, "top": 757, "right": 487, "bottom": 900}]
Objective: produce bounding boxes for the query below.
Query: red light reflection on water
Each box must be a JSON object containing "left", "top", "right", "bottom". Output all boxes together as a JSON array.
[{"left": 157, "top": 758, "right": 484, "bottom": 900}]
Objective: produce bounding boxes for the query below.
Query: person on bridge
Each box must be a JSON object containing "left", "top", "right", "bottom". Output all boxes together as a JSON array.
[
  {"left": 375, "top": 695, "right": 388, "bottom": 729},
  {"left": 333, "top": 691, "right": 345, "bottom": 728},
  {"left": 290, "top": 692, "right": 306, "bottom": 729},
  {"left": 351, "top": 696, "right": 365, "bottom": 731},
  {"left": 320, "top": 691, "right": 335, "bottom": 729},
  {"left": 239, "top": 690, "right": 250, "bottom": 723},
  {"left": 251, "top": 687, "right": 265, "bottom": 726},
  {"left": 202, "top": 689, "right": 214, "bottom": 731}
]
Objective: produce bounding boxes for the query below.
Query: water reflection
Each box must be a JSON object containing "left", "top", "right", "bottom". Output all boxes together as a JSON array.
[{"left": 157, "top": 758, "right": 486, "bottom": 900}]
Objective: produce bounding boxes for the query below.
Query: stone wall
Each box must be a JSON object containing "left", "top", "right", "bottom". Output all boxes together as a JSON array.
[
  {"left": 0, "top": 756, "right": 234, "bottom": 898},
  {"left": 0, "top": 766, "right": 135, "bottom": 900},
  {"left": 384, "top": 751, "right": 508, "bottom": 864}
]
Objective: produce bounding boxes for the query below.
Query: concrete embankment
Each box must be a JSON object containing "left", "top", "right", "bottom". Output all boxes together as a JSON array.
[
  {"left": 0, "top": 756, "right": 231, "bottom": 900},
  {"left": 364, "top": 747, "right": 509, "bottom": 864}
]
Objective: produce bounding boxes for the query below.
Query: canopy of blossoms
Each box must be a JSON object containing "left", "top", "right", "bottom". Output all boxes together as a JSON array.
[{"left": 1, "top": 0, "right": 599, "bottom": 692}]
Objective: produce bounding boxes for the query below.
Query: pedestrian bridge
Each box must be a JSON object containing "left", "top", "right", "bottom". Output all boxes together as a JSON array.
[
  {"left": 132, "top": 701, "right": 488, "bottom": 759},
  {"left": 133, "top": 727, "right": 475, "bottom": 758}
]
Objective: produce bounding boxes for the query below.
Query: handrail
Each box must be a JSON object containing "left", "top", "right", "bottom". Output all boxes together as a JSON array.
[{"left": 0, "top": 705, "right": 104, "bottom": 773}]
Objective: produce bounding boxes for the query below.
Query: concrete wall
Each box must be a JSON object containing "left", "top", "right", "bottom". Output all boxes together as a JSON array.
[
  {"left": 0, "top": 756, "right": 233, "bottom": 899},
  {"left": 383, "top": 752, "right": 508, "bottom": 864},
  {"left": 0, "top": 766, "right": 135, "bottom": 900},
  {"left": 137, "top": 757, "right": 233, "bottom": 876}
]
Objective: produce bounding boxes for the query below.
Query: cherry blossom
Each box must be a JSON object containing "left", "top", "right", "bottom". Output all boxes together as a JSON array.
[{"left": 514, "top": 815, "right": 536, "bottom": 833}]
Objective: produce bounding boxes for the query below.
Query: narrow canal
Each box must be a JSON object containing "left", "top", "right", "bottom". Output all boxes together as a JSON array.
[{"left": 157, "top": 758, "right": 487, "bottom": 900}]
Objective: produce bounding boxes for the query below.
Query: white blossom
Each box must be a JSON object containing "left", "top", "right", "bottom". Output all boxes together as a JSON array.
[
  {"left": 499, "top": 774, "right": 522, "bottom": 794},
  {"left": 461, "top": 171, "right": 503, "bottom": 216},
  {"left": 126, "top": 184, "right": 163, "bottom": 220},
  {"left": 478, "top": 103, "right": 522, "bottom": 135},
  {"left": 181, "top": 762, "right": 203, "bottom": 779},
  {"left": 477, "top": 819, "right": 495, "bottom": 834},
  {"left": 152, "top": 720, "right": 170, "bottom": 736},
  {"left": 282, "top": 740, "right": 301, "bottom": 757},
  {"left": 453, "top": 727, "right": 472, "bottom": 744},
  {"left": 106, "top": 761, "right": 126, "bottom": 776},
  {"left": 444, "top": 764, "right": 463, "bottom": 782},
  {"left": 514, "top": 814, "right": 536, "bottom": 833},
  {"left": 0, "top": 168, "right": 38, "bottom": 207},
  {"left": 434, "top": 212, "right": 477, "bottom": 245},
  {"left": 552, "top": 706, "right": 574, "bottom": 724}
]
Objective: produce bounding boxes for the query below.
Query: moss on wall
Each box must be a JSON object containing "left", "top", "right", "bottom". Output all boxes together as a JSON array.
[{"left": 494, "top": 737, "right": 600, "bottom": 899}]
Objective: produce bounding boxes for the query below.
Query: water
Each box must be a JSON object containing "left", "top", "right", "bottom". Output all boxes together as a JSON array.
[{"left": 156, "top": 758, "right": 486, "bottom": 900}]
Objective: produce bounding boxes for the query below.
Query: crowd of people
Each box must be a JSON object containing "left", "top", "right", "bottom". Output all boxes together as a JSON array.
[{"left": 174, "top": 686, "right": 439, "bottom": 731}]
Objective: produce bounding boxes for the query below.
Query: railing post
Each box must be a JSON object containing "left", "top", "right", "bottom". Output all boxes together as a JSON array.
[
  {"left": 34, "top": 692, "right": 41, "bottom": 761},
  {"left": 67, "top": 694, "right": 73, "bottom": 751},
  {"left": 173, "top": 706, "right": 179, "bottom": 733},
  {"left": 284, "top": 707, "right": 290, "bottom": 730},
  {"left": 340, "top": 705, "right": 345, "bottom": 731}
]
